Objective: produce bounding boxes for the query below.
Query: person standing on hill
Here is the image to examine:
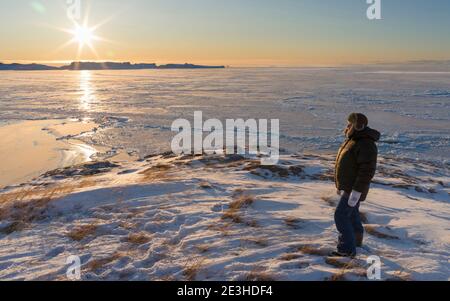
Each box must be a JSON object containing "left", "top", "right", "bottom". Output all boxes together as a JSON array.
[{"left": 333, "top": 113, "right": 380, "bottom": 257}]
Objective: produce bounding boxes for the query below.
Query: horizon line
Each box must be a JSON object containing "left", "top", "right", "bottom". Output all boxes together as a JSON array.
[{"left": 2, "top": 59, "right": 450, "bottom": 69}]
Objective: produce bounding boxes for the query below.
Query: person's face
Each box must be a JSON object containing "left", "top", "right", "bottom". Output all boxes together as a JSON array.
[{"left": 344, "top": 122, "right": 354, "bottom": 137}]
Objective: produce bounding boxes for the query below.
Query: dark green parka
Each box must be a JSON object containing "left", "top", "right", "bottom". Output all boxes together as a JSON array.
[{"left": 335, "top": 127, "right": 380, "bottom": 201}]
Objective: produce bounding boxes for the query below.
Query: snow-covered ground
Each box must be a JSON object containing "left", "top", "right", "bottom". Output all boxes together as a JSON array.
[{"left": 0, "top": 153, "right": 448, "bottom": 281}]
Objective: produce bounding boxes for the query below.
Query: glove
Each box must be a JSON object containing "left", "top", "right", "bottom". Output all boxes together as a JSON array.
[{"left": 348, "top": 191, "right": 362, "bottom": 207}]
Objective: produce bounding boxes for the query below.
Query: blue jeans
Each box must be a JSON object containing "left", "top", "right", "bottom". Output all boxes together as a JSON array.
[{"left": 334, "top": 194, "right": 364, "bottom": 254}]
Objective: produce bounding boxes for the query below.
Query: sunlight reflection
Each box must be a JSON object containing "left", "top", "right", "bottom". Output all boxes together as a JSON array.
[{"left": 79, "top": 70, "right": 96, "bottom": 112}]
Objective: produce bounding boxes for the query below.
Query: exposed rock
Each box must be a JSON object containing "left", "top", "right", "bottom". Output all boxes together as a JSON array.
[{"left": 43, "top": 161, "right": 120, "bottom": 179}]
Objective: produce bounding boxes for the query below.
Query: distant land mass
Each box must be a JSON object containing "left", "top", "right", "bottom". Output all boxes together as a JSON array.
[
  {"left": 0, "top": 63, "right": 59, "bottom": 71},
  {"left": 0, "top": 62, "right": 225, "bottom": 71}
]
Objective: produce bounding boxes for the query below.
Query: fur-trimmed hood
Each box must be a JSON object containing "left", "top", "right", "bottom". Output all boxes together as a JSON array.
[{"left": 351, "top": 127, "right": 381, "bottom": 142}]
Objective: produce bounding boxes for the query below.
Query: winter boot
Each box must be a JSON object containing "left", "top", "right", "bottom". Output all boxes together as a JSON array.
[{"left": 329, "top": 251, "right": 356, "bottom": 258}]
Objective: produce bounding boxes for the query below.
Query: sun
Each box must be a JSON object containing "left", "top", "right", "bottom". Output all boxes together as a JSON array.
[
  {"left": 54, "top": 13, "right": 115, "bottom": 60},
  {"left": 56, "top": 19, "right": 109, "bottom": 60},
  {"left": 73, "top": 25, "right": 94, "bottom": 46}
]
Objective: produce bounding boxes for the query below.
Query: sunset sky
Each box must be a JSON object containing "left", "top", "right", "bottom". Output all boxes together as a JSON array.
[{"left": 1, "top": 0, "right": 450, "bottom": 66}]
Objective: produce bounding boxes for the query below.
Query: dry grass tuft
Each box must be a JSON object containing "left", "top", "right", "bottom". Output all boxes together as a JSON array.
[
  {"left": 139, "top": 164, "right": 172, "bottom": 182},
  {"left": 326, "top": 272, "right": 348, "bottom": 281},
  {"left": 245, "top": 220, "right": 259, "bottom": 228},
  {"left": 159, "top": 275, "right": 177, "bottom": 281},
  {"left": 127, "top": 232, "right": 152, "bottom": 245},
  {"left": 245, "top": 270, "right": 276, "bottom": 281},
  {"left": 243, "top": 237, "right": 269, "bottom": 247},
  {"left": 199, "top": 182, "right": 213, "bottom": 189},
  {"left": 0, "top": 221, "right": 27, "bottom": 235},
  {"left": 195, "top": 244, "right": 210, "bottom": 254},
  {"left": 221, "top": 192, "right": 255, "bottom": 225},
  {"left": 386, "top": 270, "right": 412, "bottom": 281},
  {"left": 324, "top": 257, "right": 367, "bottom": 281},
  {"left": 231, "top": 188, "right": 245, "bottom": 197},
  {"left": 365, "top": 225, "right": 399, "bottom": 240},
  {"left": 0, "top": 188, "right": 35, "bottom": 206},
  {"left": 221, "top": 211, "right": 243, "bottom": 224},
  {"left": 298, "top": 245, "right": 330, "bottom": 257},
  {"left": 207, "top": 223, "right": 231, "bottom": 236},
  {"left": 119, "top": 221, "right": 136, "bottom": 230},
  {"left": 229, "top": 194, "right": 255, "bottom": 210},
  {"left": 86, "top": 252, "right": 123, "bottom": 272},
  {"left": 67, "top": 224, "right": 98, "bottom": 241},
  {"left": 183, "top": 258, "right": 206, "bottom": 281},
  {"left": 325, "top": 257, "right": 361, "bottom": 269},
  {"left": 0, "top": 180, "right": 96, "bottom": 235},
  {"left": 280, "top": 253, "right": 302, "bottom": 261},
  {"left": 284, "top": 217, "right": 303, "bottom": 229},
  {"left": 352, "top": 268, "right": 368, "bottom": 278},
  {"left": 0, "top": 190, "right": 58, "bottom": 235}
]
